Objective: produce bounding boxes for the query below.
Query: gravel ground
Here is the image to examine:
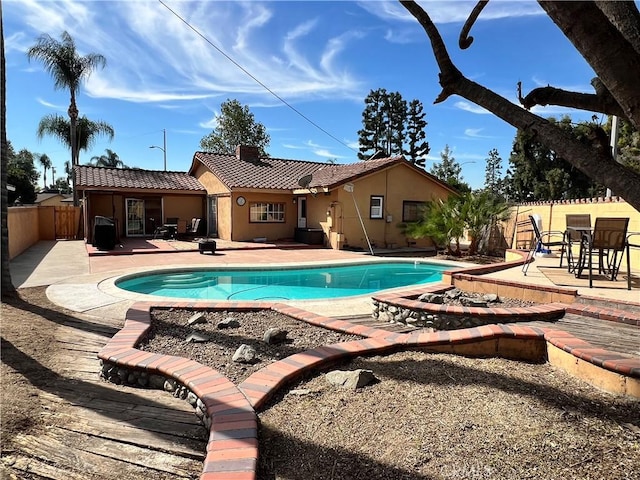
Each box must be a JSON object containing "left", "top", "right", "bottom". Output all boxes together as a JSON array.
[
  {"left": 140, "top": 305, "right": 640, "bottom": 480},
  {"left": 142, "top": 309, "right": 362, "bottom": 384}
]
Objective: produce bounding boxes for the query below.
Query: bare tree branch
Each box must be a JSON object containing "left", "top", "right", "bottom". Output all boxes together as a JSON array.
[
  {"left": 400, "top": 0, "right": 640, "bottom": 211},
  {"left": 539, "top": 1, "right": 640, "bottom": 130},
  {"left": 520, "top": 85, "right": 627, "bottom": 120},
  {"left": 459, "top": 1, "right": 489, "bottom": 49},
  {"left": 595, "top": 1, "right": 640, "bottom": 54}
]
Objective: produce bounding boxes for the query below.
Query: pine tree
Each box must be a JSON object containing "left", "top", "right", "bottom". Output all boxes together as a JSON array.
[
  {"left": 358, "top": 89, "right": 429, "bottom": 164},
  {"left": 383, "top": 91, "right": 407, "bottom": 157},
  {"left": 430, "top": 145, "right": 470, "bottom": 193},
  {"left": 484, "top": 148, "right": 503, "bottom": 198},
  {"left": 358, "top": 88, "right": 389, "bottom": 160},
  {"left": 404, "top": 99, "right": 429, "bottom": 167}
]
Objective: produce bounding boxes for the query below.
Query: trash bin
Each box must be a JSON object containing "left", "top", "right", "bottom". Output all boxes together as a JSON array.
[{"left": 93, "top": 216, "right": 116, "bottom": 250}]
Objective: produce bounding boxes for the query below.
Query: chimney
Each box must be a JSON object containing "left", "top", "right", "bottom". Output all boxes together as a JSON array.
[{"left": 236, "top": 145, "right": 260, "bottom": 162}]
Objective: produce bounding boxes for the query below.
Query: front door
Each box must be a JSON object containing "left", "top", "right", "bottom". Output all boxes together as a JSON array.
[
  {"left": 126, "top": 198, "right": 145, "bottom": 236},
  {"left": 208, "top": 196, "right": 218, "bottom": 237},
  {"left": 297, "top": 197, "right": 307, "bottom": 228}
]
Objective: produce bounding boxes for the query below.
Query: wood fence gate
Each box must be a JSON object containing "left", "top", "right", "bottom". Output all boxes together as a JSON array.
[{"left": 54, "top": 206, "right": 80, "bottom": 240}]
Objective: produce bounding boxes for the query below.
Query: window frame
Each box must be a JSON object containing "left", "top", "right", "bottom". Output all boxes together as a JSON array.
[
  {"left": 402, "top": 200, "right": 425, "bottom": 223},
  {"left": 369, "top": 195, "right": 384, "bottom": 219},
  {"left": 249, "top": 202, "right": 286, "bottom": 223}
]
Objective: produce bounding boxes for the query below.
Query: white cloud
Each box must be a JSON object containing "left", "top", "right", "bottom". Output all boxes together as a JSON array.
[
  {"left": 358, "top": 1, "right": 543, "bottom": 25},
  {"left": 11, "top": 1, "right": 364, "bottom": 106},
  {"left": 454, "top": 101, "right": 491, "bottom": 115},
  {"left": 36, "top": 98, "right": 66, "bottom": 111}
]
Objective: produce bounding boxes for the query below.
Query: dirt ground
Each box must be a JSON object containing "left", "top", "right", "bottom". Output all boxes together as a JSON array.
[{"left": 2, "top": 258, "right": 640, "bottom": 480}]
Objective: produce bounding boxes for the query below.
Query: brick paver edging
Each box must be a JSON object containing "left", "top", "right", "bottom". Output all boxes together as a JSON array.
[{"left": 97, "top": 297, "right": 640, "bottom": 480}]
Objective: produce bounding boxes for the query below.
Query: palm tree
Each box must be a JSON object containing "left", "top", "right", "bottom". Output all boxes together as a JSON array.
[
  {"left": 37, "top": 153, "right": 52, "bottom": 189},
  {"left": 64, "top": 160, "right": 72, "bottom": 186},
  {"left": 27, "top": 32, "right": 106, "bottom": 169},
  {"left": 1, "top": 2, "right": 16, "bottom": 299},
  {"left": 37, "top": 114, "right": 114, "bottom": 165},
  {"left": 90, "top": 148, "right": 126, "bottom": 168},
  {"left": 27, "top": 31, "right": 106, "bottom": 206}
]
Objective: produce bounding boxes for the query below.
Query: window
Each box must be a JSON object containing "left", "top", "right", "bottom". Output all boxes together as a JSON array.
[
  {"left": 250, "top": 202, "right": 285, "bottom": 223},
  {"left": 403, "top": 201, "right": 425, "bottom": 222},
  {"left": 370, "top": 196, "right": 384, "bottom": 219}
]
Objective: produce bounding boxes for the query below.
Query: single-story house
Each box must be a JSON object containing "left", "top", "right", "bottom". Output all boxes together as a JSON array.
[
  {"left": 75, "top": 145, "right": 457, "bottom": 250},
  {"left": 74, "top": 166, "right": 207, "bottom": 243},
  {"left": 188, "top": 145, "right": 457, "bottom": 250},
  {"left": 35, "top": 192, "right": 73, "bottom": 207}
]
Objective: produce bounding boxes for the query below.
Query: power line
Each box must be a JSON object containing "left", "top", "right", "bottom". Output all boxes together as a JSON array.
[{"left": 157, "top": 0, "right": 357, "bottom": 154}]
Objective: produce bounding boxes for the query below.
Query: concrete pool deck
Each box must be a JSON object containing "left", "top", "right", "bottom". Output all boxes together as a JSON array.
[{"left": 11, "top": 240, "right": 639, "bottom": 317}]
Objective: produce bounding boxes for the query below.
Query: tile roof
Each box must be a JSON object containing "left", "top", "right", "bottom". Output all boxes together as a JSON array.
[
  {"left": 74, "top": 165, "right": 206, "bottom": 192},
  {"left": 192, "top": 151, "right": 327, "bottom": 190},
  {"left": 191, "top": 151, "right": 445, "bottom": 192}
]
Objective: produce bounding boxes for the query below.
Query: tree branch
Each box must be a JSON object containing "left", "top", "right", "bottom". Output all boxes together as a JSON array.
[
  {"left": 520, "top": 85, "right": 627, "bottom": 120},
  {"left": 400, "top": 0, "right": 640, "bottom": 211},
  {"left": 539, "top": 1, "right": 640, "bottom": 130},
  {"left": 400, "top": 0, "right": 462, "bottom": 103},
  {"left": 459, "top": 1, "right": 489, "bottom": 49}
]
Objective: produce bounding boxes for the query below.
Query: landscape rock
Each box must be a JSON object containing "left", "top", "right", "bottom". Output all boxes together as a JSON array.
[
  {"left": 232, "top": 344, "right": 258, "bottom": 364},
  {"left": 483, "top": 293, "right": 500, "bottom": 303},
  {"left": 217, "top": 317, "right": 240, "bottom": 329},
  {"left": 459, "top": 297, "right": 488, "bottom": 308},
  {"left": 325, "top": 369, "right": 377, "bottom": 390},
  {"left": 263, "top": 327, "right": 289, "bottom": 344},
  {"left": 418, "top": 293, "right": 445, "bottom": 304},
  {"left": 186, "top": 332, "right": 210, "bottom": 343},
  {"left": 187, "top": 312, "right": 207, "bottom": 326}
]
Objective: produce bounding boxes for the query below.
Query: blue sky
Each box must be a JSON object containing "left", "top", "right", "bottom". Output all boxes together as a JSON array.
[{"left": 5, "top": 1, "right": 599, "bottom": 190}]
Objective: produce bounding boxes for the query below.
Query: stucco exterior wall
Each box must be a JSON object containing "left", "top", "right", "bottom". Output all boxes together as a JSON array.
[
  {"left": 319, "top": 165, "right": 453, "bottom": 251},
  {"left": 231, "top": 192, "right": 297, "bottom": 242},
  {"left": 8, "top": 207, "right": 40, "bottom": 259}
]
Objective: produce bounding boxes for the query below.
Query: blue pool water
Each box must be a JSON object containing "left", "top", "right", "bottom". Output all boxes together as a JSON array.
[{"left": 115, "top": 261, "right": 447, "bottom": 301}]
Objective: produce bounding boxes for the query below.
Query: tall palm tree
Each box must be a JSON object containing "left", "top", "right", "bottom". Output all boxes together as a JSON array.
[
  {"left": 27, "top": 31, "right": 106, "bottom": 169},
  {"left": 1, "top": 2, "right": 16, "bottom": 299},
  {"left": 90, "top": 148, "right": 126, "bottom": 168},
  {"left": 37, "top": 114, "right": 114, "bottom": 164},
  {"left": 37, "top": 153, "right": 52, "bottom": 189}
]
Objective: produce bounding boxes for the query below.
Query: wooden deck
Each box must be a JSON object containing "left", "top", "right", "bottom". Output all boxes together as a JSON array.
[
  {"left": 344, "top": 313, "right": 640, "bottom": 358},
  {"left": 7, "top": 314, "right": 206, "bottom": 479}
]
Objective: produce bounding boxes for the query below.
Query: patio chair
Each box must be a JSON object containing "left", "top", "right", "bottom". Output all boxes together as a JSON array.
[
  {"left": 153, "top": 217, "right": 179, "bottom": 240},
  {"left": 564, "top": 214, "right": 591, "bottom": 272},
  {"left": 574, "top": 217, "right": 630, "bottom": 288},
  {"left": 185, "top": 218, "right": 201, "bottom": 237},
  {"left": 626, "top": 232, "right": 640, "bottom": 291},
  {"left": 522, "top": 214, "right": 567, "bottom": 275}
]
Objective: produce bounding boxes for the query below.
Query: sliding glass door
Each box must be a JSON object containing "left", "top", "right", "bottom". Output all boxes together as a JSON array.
[{"left": 126, "top": 198, "right": 145, "bottom": 236}]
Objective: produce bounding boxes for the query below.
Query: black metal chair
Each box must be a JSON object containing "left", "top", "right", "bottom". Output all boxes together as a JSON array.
[
  {"left": 522, "top": 215, "right": 567, "bottom": 275},
  {"left": 564, "top": 214, "right": 591, "bottom": 273},
  {"left": 574, "top": 217, "right": 630, "bottom": 288}
]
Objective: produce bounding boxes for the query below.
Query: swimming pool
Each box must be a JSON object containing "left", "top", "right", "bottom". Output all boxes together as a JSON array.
[{"left": 115, "top": 261, "right": 448, "bottom": 301}]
